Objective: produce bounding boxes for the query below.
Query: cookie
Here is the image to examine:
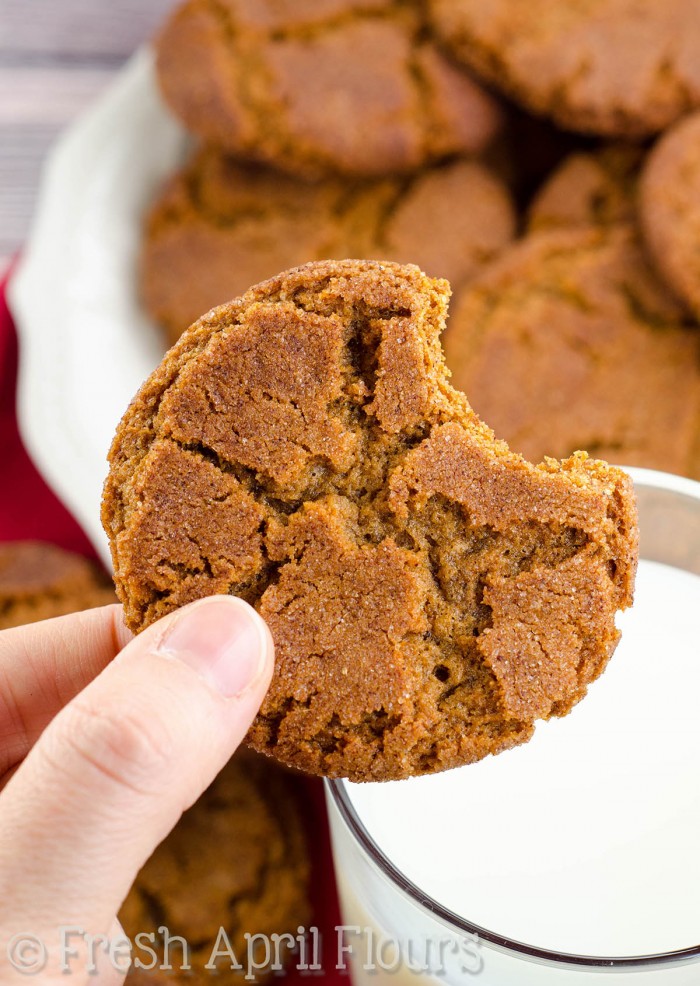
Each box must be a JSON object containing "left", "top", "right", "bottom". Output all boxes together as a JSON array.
[
  {"left": 155, "top": 0, "right": 502, "bottom": 178},
  {"left": 0, "top": 541, "right": 116, "bottom": 630},
  {"left": 103, "top": 259, "right": 637, "bottom": 783},
  {"left": 428, "top": 0, "right": 700, "bottom": 137},
  {"left": 142, "top": 148, "right": 516, "bottom": 344},
  {"left": 444, "top": 226, "right": 700, "bottom": 477},
  {"left": 121, "top": 752, "right": 310, "bottom": 982},
  {"left": 640, "top": 112, "right": 700, "bottom": 320},
  {"left": 528, "top": 145, "right": 642, "bottom": 232}
]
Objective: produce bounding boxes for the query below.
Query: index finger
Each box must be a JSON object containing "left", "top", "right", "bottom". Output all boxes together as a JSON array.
[{"left": 0, "top": 604, "right": 132, "bottom": 778}]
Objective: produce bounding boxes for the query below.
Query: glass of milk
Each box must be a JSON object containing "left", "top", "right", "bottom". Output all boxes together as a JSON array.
[{"left": 326, "top": 467, "right": 700, "bottom": 986}]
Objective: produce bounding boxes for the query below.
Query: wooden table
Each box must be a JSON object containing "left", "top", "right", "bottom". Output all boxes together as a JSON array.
[{"left": 0, "top": 0, "right": 179, "bottom": 272}]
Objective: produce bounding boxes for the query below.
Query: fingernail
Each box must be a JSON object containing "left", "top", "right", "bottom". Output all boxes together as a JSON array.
[{"left": 156, "top": 597, "right": 269, "bottom": 698}]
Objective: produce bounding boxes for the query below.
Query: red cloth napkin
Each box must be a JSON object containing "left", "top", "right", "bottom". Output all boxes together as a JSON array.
[
  {"left": 0, "top": 268, "right": 345, "bottom": 979},
  {"left": 0, "top": 268, "right": 98, "bottom": 552}
]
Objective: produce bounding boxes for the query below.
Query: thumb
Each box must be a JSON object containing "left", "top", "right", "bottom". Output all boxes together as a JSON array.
[{"left": 0, "top": 595, "right": 274, "bottom": 945}]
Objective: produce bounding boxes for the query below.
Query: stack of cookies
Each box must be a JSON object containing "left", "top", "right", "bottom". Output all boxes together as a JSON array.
[
  {"left": 143, "top": 0, "right": 516, "bottom": 344},
  {"left": 144, "top": 0, "right": 700, "bottom": 481}
]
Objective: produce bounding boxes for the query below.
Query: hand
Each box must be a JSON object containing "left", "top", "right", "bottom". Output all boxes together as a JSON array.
[{"left": 0, "top": 596, "right": 274, "bottom": 983}]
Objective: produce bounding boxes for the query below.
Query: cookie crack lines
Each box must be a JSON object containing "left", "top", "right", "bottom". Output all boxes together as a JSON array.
[
  {"left": 444, "top": 224, "right": 700, "bottom": 476},
  {"left": 141, "top": 147, "right": 516, "bottom": 344},
  {"left": 265, "top": 4, "right": 409, "bottom": 43},
  {"left": 155, "top": 0, "right": 502, "bottom": 177},
  {"left": 103, "top": 260, "right": 638, "bottom": 782},
  {"left": 366, "top": 177, "right": 417, "bottom": 254},
  {"left": 426, "top": 0, "right": 700, "bottom": 138}
]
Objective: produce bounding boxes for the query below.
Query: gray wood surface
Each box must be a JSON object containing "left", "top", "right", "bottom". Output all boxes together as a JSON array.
[{"left": 0, "top": 0, "right": 179, "bottom": 272}]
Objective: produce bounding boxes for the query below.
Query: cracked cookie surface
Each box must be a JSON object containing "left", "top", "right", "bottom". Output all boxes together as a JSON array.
[
  {"left": 0, "top": 541, "right": 116, "bottom": 630},
  {"left": 528, "top": 146, "right": 642, "bottom": 232},
  {"left": 142, "top": 147, "right": 516, "bottom": 344},
  {"left": 121, "top": 752, "right": 310, "bottom": 982},
  {"left": 428, "top": 0, "right": 700, "bottom": 137},
  {"left": 155, "top": 0, "right": 502, "bottom": 178},
  {"left": 103, "top": 259, "right": 638, "bottom": 782},
  {"left": 444, "top": 226, "right": 700, "bottom": 478},
  {"left": 640, "top": 112, "right": 700, "bottom": 321}
]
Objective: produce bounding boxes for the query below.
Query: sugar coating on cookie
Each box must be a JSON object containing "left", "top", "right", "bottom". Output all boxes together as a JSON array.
[
  {"left": 640, "top": 112, "right": 700, "bottom": 320},
  {"left": 428, "top": 0, "right": 700, "bottom": 137},
  {"left": 155, "top": 0, "right": 502, "bottom": 177},
  {"left": 142, "top": 148, "right": 516, "bottom": 343},
  {"left": 0, "top": 541, "right": 116, "bottom": 630},
  {"left": 103, "top": 259, "right": 638, "bottom": 782},
  {"left": 444, "top": 226, "right": 700, "bottom": 478},
  {"left": 120, "top": 752, "right": 310, "bottom": 981},
  {"left": 528, "top": 146, "right": 642, "bottom": 232}
]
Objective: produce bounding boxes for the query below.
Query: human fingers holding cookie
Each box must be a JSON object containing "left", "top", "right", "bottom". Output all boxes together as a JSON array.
[{"left": 0, "top": 598, "right": 273, "bottom": 983}]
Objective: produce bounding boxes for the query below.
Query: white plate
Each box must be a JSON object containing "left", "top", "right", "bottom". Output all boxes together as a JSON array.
[{"left": 8, "top": 49, "right": 188, "bottom": 567}]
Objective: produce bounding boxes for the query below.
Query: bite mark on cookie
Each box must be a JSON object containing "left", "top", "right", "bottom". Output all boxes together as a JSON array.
[{"left": 103, "top": 260, "right": 638, "bottom": 782}]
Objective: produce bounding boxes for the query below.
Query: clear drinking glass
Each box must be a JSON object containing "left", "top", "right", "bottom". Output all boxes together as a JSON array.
[{"left": 326, "top": 468, "right": 700, "bottom": 985}]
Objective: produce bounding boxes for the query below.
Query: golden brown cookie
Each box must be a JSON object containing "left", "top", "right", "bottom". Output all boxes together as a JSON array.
[
  {"left": 154, "top": 0, "right": 502, "bottom": 178},
  {"left": 428, "top": 0, "right": 700, "bottom": 137},
  {"left": 121, "top": 752, "right": 310, "bottom": 982},
  {"left": 444, "top": 226, "right": 700, "bottom": 477},
  {"left": 142, "top": 148, "right": 516, "bottom": 344},
  {"left": 0, "top": 541, "right": 116, "bottom": 630},
  {"left": 103, "top": 259, "right": 638, "bottom": 782},
  {"left": 528, "top": 146, "right": 642, "bottom": 232},
  {"left": 640, "top": 112, "right": 700, "bottom": 319}
]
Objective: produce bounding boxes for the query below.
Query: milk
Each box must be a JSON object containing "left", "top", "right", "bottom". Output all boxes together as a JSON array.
[{"left": 331, "top": 559, "right": 700, "bottom": 983}]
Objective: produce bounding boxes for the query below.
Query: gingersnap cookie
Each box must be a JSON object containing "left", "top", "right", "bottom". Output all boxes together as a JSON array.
[
  {"left": 428, "top": 0, "right": 700, "bottom": 138},
  {"left": 103, "top": 259, "right": 638, "bottom": 783},
  {"left": 528, "top": 146, "right": 642, "bottom": 232},
  {"left": 142, "top": 148, "right": 516, "bottom": 344},
  {"left": 0, "top": 541, "right": 116, "bottom": 631},
  {"left": 121, "top": 752, "right": 310, "bottom": 982},
  {"left": 640, "top": 112, "right": 700, "bottom": 320},
  {"left": 154, "top": 0, "right": 502, "bottom": 178},
  {"left": 444, "top": 226, "right": 700, "bottom": 477}
]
